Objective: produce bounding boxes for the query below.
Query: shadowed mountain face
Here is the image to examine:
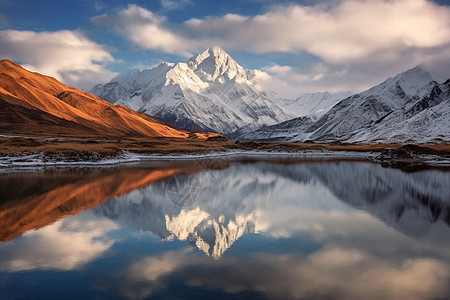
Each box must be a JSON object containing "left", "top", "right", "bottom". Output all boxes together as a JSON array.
[{"left": 0, "top": 59, "right": 217, "bottom": 139}]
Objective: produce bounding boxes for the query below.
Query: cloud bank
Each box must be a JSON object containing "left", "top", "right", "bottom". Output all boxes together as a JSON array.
[
  {"left": 0, "top": 29, "right": 116, "bottom": 89},
  {"left": 93, "top": 5, "right": 194, "bottom": 56},
  {"left": 1, "top": 0, "right": 449, "bottom": 95},
  {"left": 93, "top": 0, "right": 450, "bottom": 95},
  {"left": 110, "top": 247, "right": 449, "bottom": 300},
  {"left": 96, "top": 1, "right": 450, "bottom": 59}
]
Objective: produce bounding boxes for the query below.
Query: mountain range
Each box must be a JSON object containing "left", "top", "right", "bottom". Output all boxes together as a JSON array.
[
  {"left": 234, "top": 65, "right": 450, "bottom": 143},
  {"left": 2, "top": 46, "right": 449, "bottom": 144},
  {"left": 250, "top": 66, "right": 450, "bottom": 143},
  {"left": 92, "top": 47, "right": 449, "bottom": 143},
  {"left": 92, "top": 47, "right": 349, "bottom": 138},
  {"left": 0, "top": 59, "right": 216, "bottom": 139},
  {"left": 91, "top": 46, "right": 291, "bottom": 137}
]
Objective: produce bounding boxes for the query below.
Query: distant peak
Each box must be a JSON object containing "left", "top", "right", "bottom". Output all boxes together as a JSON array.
[
  {"left": 162, "top": 61, "right": 174, "bottom": 66},
  {"left": 152, "top": 61, "right": 175, "bottom": 71},
  {"left": 363, "top": 65, "right": 436, "bottom": 100},
  {"left": 410, "top": 65, "right": 423, "bottom": 71},
  {"left": 197, "top": 46, "right": 226, "bottom": 56},
  {"left": 399, "top": 65, "right": 433, "bottom": 79},
  {"left": 210, "top": 45, "right": 225, "bottom": 53},
  {"left": 395, "top": 65, "right": 435, "bottom": 87},
  {"left": 186, "top": 47, "right": 249, "bottom": 83},
  {"left": 0, "top": 59, "right": 22, "bottom": 69},
  {"left": 0, "top": 58, "right": 14, "bottom": 64},
  {"left": 189, "top": 46, "right": 233, "bottom": 65},
  {"left": 405, "top": 65, "right": 426, "bottom": 74}
]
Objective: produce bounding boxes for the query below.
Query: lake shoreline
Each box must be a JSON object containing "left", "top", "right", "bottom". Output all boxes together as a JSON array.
[{"left": 1, "top": 136, "right": 450, "bottom": 171}]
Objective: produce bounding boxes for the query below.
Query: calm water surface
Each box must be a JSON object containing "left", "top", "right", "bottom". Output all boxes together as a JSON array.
[{"left": 0, "top": 160, "right": 449, "bottom": 300}]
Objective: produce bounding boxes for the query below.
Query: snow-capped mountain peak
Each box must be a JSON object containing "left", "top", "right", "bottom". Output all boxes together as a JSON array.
[
  {"left": 395, "top": 65, "right": 436, "bottom": 98},
  {"left": 362, "top": 65, "right": 436, "bottom": 103},
  {"left": 91, "top": 47, "right": 294, "bottom": 136},
  {"left": 237, "top": 65, "right": 449, "bottom": 143},
  {"left": 301, "top": 66, "right": 449, "bottom": 143},
  {"left": 187, "top": 46, "right": 255, "bottom": 84}
]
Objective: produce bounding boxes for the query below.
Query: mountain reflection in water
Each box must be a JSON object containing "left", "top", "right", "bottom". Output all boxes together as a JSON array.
[
  {"left": 0, "top": 164, "right": 203, "bottom": 241},
  {"left": 0, "top": 160, "right": 449, "bottom": 300}
]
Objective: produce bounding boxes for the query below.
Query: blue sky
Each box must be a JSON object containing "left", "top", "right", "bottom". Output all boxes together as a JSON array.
[{"left": 1, "top": 0, "right": 450, "bottom": 97}]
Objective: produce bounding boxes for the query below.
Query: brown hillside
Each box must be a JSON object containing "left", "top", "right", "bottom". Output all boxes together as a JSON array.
[{"left": 0, "top": 59, "right": 218, "bottom": 139}]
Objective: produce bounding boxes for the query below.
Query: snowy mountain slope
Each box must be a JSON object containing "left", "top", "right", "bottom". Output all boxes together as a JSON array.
[
  {"left": 302, "top": 66, "right": 448, "bottom": 143},
  {"left": 235, "top": 91, "right": 351, "bottom": 140},
  {"left": 91, "top": 47, "right": 295, "bottom": 137},
  {"left": 92, "top": 50, "right": 448, "bottom": 143},
  {"left": 94, "top": 162, "right": 450, "bottom": 257},
  {"left": 235, "top": 116, "right": 315, "bottom": 142},
  {"left": 241, "top": 66, "right": 449, "bottom": 143},
  {"left": 347, "top": 79, "right": 450, "bottom": 143},
  {"left": 282, "top": 91, "right": 353, "bottom": 119}
]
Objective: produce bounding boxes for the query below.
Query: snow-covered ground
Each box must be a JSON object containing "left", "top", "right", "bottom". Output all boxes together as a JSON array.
[
  {"left": 0, "top": 149, "right": 378, "bottom": 171},
  {"left": 2, "top": 148, "right": 450, "bottom": 171},
  {"left": 0, "top": 151, "right": 140, "bottom": 170}
]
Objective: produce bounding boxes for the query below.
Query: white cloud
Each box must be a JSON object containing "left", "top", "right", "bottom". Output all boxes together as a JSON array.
[
  {"left": 160, "top": 0, "right": 193, "bottom": 11},
  {"left": 93, "top": 5, "right": 194, "bottom": 57},
  {"left": 109, "top": 246, "right": 449, "bottom": 300},
  {"left": 0, "top": 212, "right": 118, "bottom": 271},
  {"left": 92, "top": 0, "right": 450, "bottom": 95},
  {"left": 259, "top": 63, "right": 392, "bottom": 96},
  {"left": 262, "top": 47, "right": 450, "bottom": 96},
  {"left": 0, "top": 29, "right": 116, "bottom": 89},
  {"left": 183, "top": 0, "right": 450, "bottom": 61},
  {"left": 115, "top": 248, "right": 194, "bottom": 299},
  {"left": 94, "top": 1, "right": 106, "bottom": 11},
  {"left": 94, "top": 0, "right": 450, "bottom": 62}
]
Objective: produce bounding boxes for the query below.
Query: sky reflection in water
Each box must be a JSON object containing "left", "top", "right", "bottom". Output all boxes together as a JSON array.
[{"left": 0, "top": 161, "right": 449, "bottom": 300}]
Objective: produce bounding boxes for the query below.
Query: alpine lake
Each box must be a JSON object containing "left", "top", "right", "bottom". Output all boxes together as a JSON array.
[{"left": 1, "top": 157, "right": 449, "bottom": 300}]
